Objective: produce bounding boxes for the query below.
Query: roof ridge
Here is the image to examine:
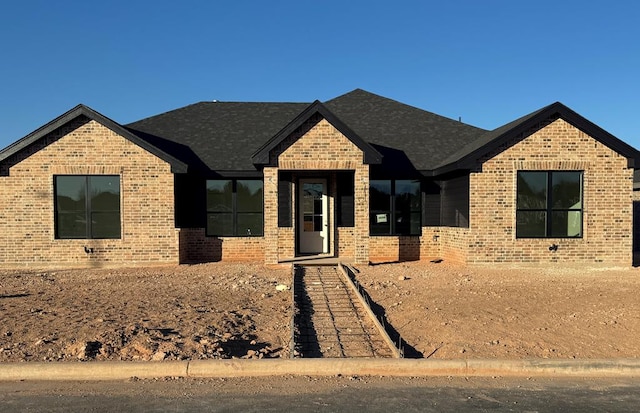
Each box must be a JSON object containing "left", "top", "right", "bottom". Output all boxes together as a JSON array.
[{"left": 327, "top": 89, "right": 488, "bottom": 132}]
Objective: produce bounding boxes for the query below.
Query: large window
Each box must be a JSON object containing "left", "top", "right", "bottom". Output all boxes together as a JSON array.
[
  {"left": 54, "top": 175, "right": 121, "bottom": 239},
  {"left": 206, "top": 179, "right": 263, "bottom": 236},
  {"left": 370, "top": 179, "right": 421, "bottom": 235},
  {"left": 516, "top": 171, "right": 583, "bottom": 238}
]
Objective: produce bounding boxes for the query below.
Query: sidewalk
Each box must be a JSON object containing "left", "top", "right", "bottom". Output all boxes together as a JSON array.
[{"left": 1, "top": 358, "right": 638, "bottom": 381}]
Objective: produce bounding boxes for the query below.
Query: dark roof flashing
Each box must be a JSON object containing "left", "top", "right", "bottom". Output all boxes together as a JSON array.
[
  {"left": 251, "top": 100, "right": 382, "bottom": 165},
  {"left": 0, "top": 104, "right": 188, "bottom": 173}
]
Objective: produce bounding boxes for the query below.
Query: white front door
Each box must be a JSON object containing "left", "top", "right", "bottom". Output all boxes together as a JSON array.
[{"left": 298, "top": 179, "right": 329, "bottom": 254}]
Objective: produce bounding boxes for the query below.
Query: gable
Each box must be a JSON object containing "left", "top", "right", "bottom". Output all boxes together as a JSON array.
[
  {"left": 275, "top": 115, "right": 368, "bottom": 170},
  {"left": 0, "top": 105, "right": 187, "bottom": 174},
  {"left": 485, "top": 118, "right": 629, "bottom": 169},
  {"left": 251, "top": 101, "right": 382, "bottom": 166},
  {"left": 434, "top": 102, "right": 640, "bottom": 175}
]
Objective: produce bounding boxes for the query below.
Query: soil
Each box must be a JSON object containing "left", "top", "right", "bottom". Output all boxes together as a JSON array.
[{"left": 0, "top": 261, "right": 638, "bottom": 362}]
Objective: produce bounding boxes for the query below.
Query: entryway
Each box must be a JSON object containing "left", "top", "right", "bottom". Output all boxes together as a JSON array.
[{"left": 298, "top": 178, "right": 329, "bottom": 255}]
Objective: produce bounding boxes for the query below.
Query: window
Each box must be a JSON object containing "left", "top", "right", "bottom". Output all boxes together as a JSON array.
[
  {"left": 55, "top": 175, "right": 121, "bottom": 239},
  {"left": 206, "top": 179, "right": 263, "bottom": 236},
  {"left": 370, "top": 179, "right": 421, "bottom": 235},
  {"left": 336, "top": 171, "right": 355, "bottom": 227},
  {"left": 516, "top": 171, "right": 583, "bottom": 238}
]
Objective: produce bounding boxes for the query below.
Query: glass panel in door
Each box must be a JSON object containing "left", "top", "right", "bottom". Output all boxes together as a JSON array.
[{"left": 299, "top": 179, "right": 328, "bottom": 254}]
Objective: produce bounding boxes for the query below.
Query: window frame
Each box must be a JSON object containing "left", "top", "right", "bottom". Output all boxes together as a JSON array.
[
  {"left": 54, "top": 175, "right": 121, "bottom": 240},
  {"left": 206, "top": 179, "right": 264, "bottom": 237},
  {"left": 516, "top": 170, "right": 583, "bottom": 239},
  {"left": 369, "top": 179, "right": 422, "bottom": 236}
]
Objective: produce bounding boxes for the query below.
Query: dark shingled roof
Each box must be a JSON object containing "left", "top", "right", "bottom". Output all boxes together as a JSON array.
[
  {"left": 126, "top": 101, "right": 310, "bottom": 172},
  {"left": 325, "top": 89, "right": 487, "bottom": 171},
  {"left": 5, "top": 89, "right": 638, "bottom": 179},
  {"left": 125, "top": 89, "right": 488, "bottom": 173},
  {"left": 433, "top": 104, "right": 551, "bottom": 173}
]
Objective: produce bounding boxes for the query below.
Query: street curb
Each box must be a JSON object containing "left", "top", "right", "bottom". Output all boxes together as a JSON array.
[{"left": 1, "top": 358, "right": 639, "bottom": 381}]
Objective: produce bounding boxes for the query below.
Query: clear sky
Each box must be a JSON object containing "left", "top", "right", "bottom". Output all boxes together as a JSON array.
[{"left": 1, "top": 0, "right": 639, "bottom": 150}]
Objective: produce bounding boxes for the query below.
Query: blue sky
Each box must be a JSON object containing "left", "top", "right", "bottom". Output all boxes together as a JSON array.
[{"left": 1, "top": 1, "right": 639, "bottom": 150}]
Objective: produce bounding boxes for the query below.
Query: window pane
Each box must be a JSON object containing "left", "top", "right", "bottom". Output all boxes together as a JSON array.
[
  {"left": 206, "top": 213, "right": 233, "bottom": 236},
  {"left": 337, "top": 171, "right": 355, "bottom": 227},
  {"left": 410, "top": 211, "right": 422, "bottom": 235},
  {"left": 395, "top": 180, "right": 421, "bottom": 235},
  {"left": 370, "top": 180, "right": 391, "bottom": 212},
  {"left": 56, "top": 176, "right": 86, "bottom": 213},
  {"left": 90, "top": 176, "right": 120, "bottom": 212},
  {"left": 517, "top": 172, "right": 547, "bottom": 209},
  {"left": 91, "top": 212, "right": 121, "bottom": 238},
  {"left": 304, "top": 216, "right": 314, "bottom": 232},
  {"left": 394, "top": 212, "right": 410, "bottom": 235},
  {"left": 551, "top": 172, "right": 582, "bottom": 209},
  {"left": 237, "top": 213, "right": 263, "bottom": 236},
  {"left": 56, "top": 176, "right": 87, "bottom": 238},
  {"left": 370, "top": 212, "right": 391, "bottom": 235},
  {"left": 56, "top": 212, "right": 86, "bottom": 238},
  {"left": 551, "top": 211, "right": 582, "bottom": 237},
  {"left": 237, "top": 180, "right": 263, "bottom": 213},
  {"left": 393, "top": 211, "right": 422, "bottom": 236},
  {"left": 206, "top": 180, "right": 232, "bottom": 212},
  {"left": 395, "top": 180, "right": 421, "bottom": 210},
  {"left": 516, "top": 211, "right": 546, "bottom": 237},
  {"left": 370, "top": 181, "right": 391, "bottom": 235}
]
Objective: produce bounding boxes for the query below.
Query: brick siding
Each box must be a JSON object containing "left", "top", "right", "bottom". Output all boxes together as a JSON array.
[
  {"left": 0, "top": 119, "right": 179, "bottom": 269},
  {"left": 264, "top": 115, "right": 370, "bottom": 264},
  {"left": 1, "top": 113, "right": 633, "bottom": 269},
  {"left": 462, "top": 118, "right": 633, "bottom": 265}
]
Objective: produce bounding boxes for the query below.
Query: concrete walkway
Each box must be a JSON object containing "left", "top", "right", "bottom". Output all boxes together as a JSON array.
[
  {"left": 293, "top": 265, "right": 397, "bottom": 358},
  {"left": 0, "top": 358, "right": 639, "bottom": 381}
]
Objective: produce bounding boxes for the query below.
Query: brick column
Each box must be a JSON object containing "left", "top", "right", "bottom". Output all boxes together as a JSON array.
[
  {"left": 354, "top": 165, "right": 370, "bottom": 264},
  {"left": 263, "top": 167, "right": 279, "bottom": 264}
]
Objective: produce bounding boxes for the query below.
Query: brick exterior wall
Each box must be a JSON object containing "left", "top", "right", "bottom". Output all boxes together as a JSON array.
[
  {"left": 264, "top": 115, "right": 370, "bottom": 264},
  {"left": 461, "top": 118, "right": 633, "bottom": 265},
  {"left": 262, "top": 115, "right": 635, "bottom": 266},
  {"left": 2, "top": 112, "right": 633, "bottom": 268},
  {"left": 369, "top": 236, "right": 422, "bottom": 263},
  {"left": 0, "top": 118, "right": 179, "bottom": 269},
  {"left": 177, "top": 229, "right": 265, "bottom": 263}
]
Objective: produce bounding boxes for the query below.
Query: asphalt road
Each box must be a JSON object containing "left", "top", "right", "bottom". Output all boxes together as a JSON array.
[{"left": 1, "top": 376, "right": 639, "bottom": 412}]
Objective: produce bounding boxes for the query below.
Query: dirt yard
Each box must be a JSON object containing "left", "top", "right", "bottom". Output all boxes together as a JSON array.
[{"left": 0, "top": 261, "right": 638, "bottom": 362}]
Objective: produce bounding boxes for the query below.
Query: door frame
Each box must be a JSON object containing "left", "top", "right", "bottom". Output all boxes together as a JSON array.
[{"left": 297, "top": 178, "right": 330, "bottom": 255}]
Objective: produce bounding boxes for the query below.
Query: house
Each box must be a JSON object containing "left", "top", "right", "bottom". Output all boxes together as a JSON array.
[{"left": 1, "top": 89, "right": 638, "bottom": 269}]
